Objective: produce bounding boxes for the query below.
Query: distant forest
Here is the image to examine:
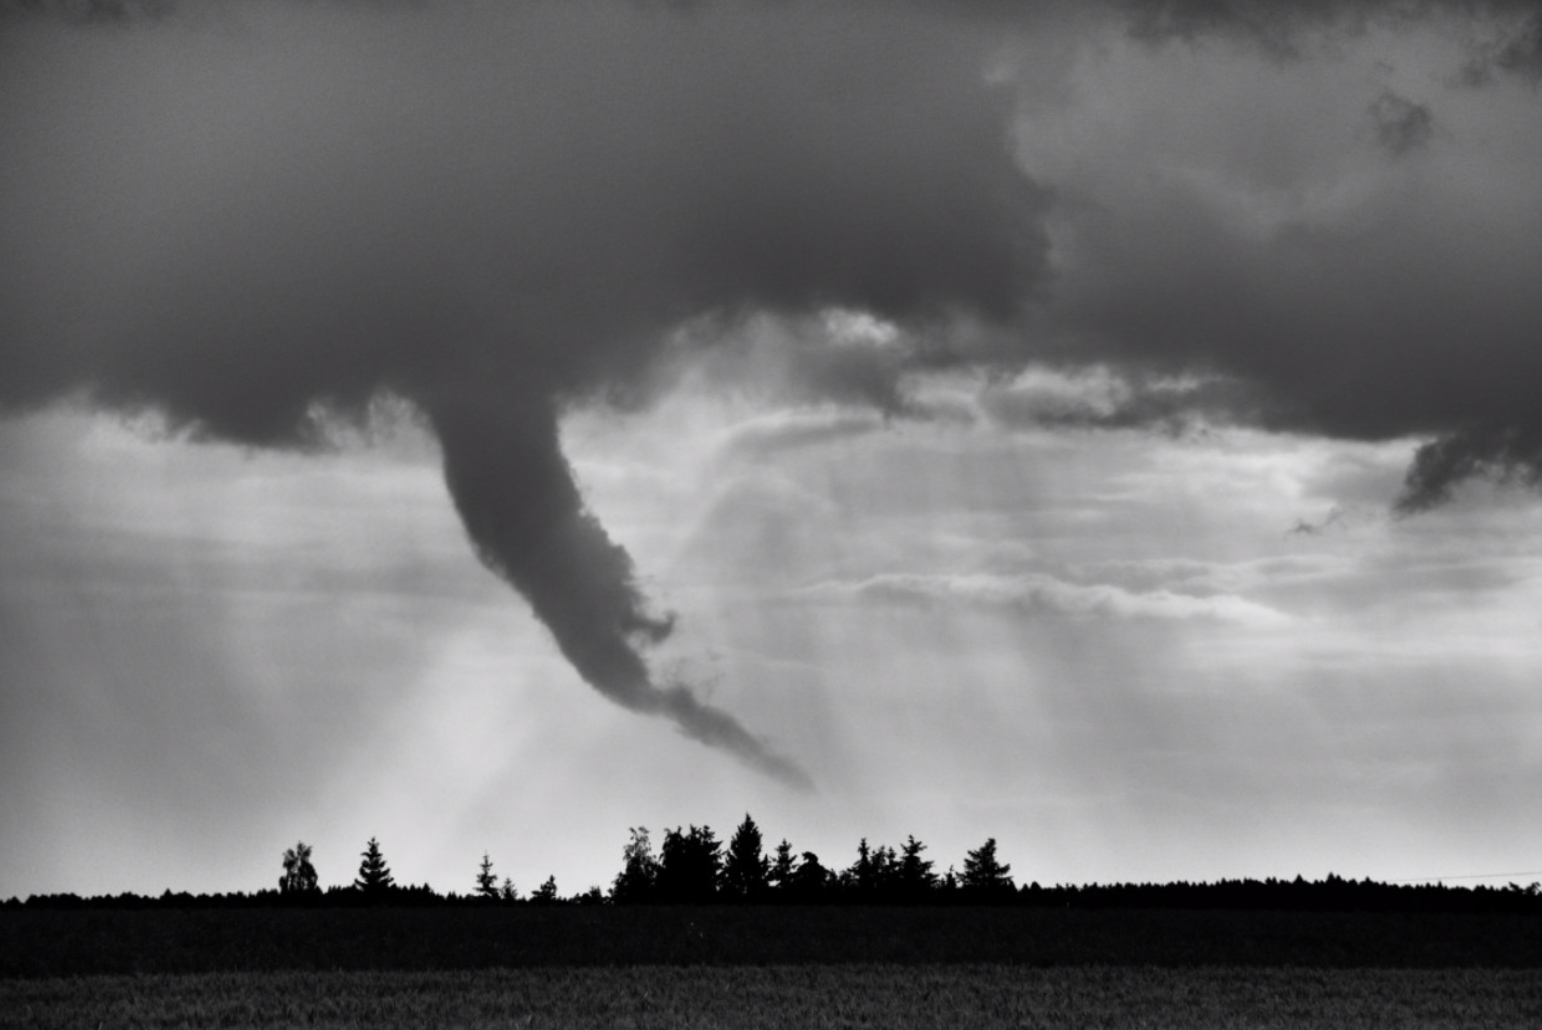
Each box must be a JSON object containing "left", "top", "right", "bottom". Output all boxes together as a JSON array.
[{"left": 10, "top": 815, "right": 1541, "bottom": 915}]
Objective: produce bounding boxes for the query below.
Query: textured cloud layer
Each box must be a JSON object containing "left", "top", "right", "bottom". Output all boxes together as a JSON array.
[
  {"left": 3, "top": 0, "right": 1541, "bottom": 779},
  {"left": 1024, "top": 0, "right": 1542, "bottom": 510},
  {"left": 0, "top": 0, "right": 1050, "bottom": 783}
]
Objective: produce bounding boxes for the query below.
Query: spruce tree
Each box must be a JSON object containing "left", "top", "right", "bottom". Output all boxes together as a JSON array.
[
  {"left": 961, "top": 837, "right": 1013, "bottom": 896},
  {"left": 899, "top": 835, "right": 938, "bottom": 898},
  {"left": 354, "top": 837, "right": 395, "bottom": 898},
  {"left": 769, "top": 839, "right": 798, "bottom": 893},
  {"left": 844, "top": 838, "right": 876, "bottom": 893},
  {"left": 872, "top": 844, "right": 900, "bottom": 897},
  {"left": 476, "top": 852, "right": 498, "bottom": 899},
  {"left": 721, "top": 813, "right": 770, "bottom": 900}
]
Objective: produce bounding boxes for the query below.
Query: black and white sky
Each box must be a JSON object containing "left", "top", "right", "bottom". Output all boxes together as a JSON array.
[{"left": 2, "top": 0, "right": 1541, "bottom": 897}]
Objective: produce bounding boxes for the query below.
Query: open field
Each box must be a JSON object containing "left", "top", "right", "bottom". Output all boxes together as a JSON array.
[
  {"left": 6, "top": 965, "right": 1542, "bottom": 1029},
  {"left": 4, "top": 905, "right": 1540, "bottom": 977},
  {"left": 7, "top": 908, "right": 1538, "bottom": 1027}
]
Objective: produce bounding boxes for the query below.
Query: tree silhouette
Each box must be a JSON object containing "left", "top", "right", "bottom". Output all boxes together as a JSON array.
[
  {"left": 872, "top": 843, "right": 900, "bottom": 896},
  {"left": 898, "top": 835, "right": 938, "bottom": 899},
  {"left": 476, "top": 853, "right": 498, "bottom": 899},
  {"left": 843, "top": 837, "right": 875, "bottom": 894},
  {"left": 843, "top": 837, "right": 903, "bottom": 896},
  {"left": 962, "top": 837, "right": 1013, "bottom": 896},
  {"left": 279, "top": 841, "right": 318, "bottom": 896},
  {"left": 769, "top": 839, "right": 797, "bottom": 893},
  {"left": 611, "top": 826, "right": 660, "bottom": 904},
  {"left": 499, "top": 877, "right": 519, "bottom": 902},
  {"left": 721, "top": 814, "right": 770, "bottom": 901},
  {"left": 657, "top": 825, "right": 721, "bottom": 904},
  {"left": 532, "top": 875, "right": 559, "bottom": 904},
  {"left": 789, "top": 851, "right": 832, "bottom": 899},
  {"left": 354, "top": 837, "right": 395, "bottom": 898}
]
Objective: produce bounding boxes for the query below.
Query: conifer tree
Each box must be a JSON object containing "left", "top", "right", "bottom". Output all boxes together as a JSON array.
[
  {"left": 899, "top": 835, "right": 938, "bottom": 898},
  {"left": 354, "top": 837, "right": 395, "bottom": 898},
  {"left": 476, "top": 852, "right": 498, "bottom": 899},
  {"left": 769, "top": 839, "right": 798, "bottom": 892},
  {"left": 532, "top": 875, "right": 559, "bottom": 904},
  {"left": 872, "top": 844, "right": 900, "bottom": 896},
  {"left": 499, "top": 877, "right": 519, "bottom": 902},
  {"left": 721, "top": 813, "right": 770, "bottom": 900},
  {"left": 844, "top": 838, "right": 876, "bottom": 893},
  {"left": 961, "top": 837, "right": 1013, "bottom": 896}
]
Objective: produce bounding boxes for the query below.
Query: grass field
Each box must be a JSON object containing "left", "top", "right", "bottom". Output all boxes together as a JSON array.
[
  {"left": 5, "top": 905, "right": 1540, "bottom": 976},
  {"left": 6, "top": 965, "right": 1542, "bottom": 1029},
  {"left": 6, "top": 907, "right": 1538, "bottom": 1027}
]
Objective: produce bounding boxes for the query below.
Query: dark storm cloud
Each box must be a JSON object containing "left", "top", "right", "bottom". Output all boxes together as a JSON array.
[
  {"left": 1114, "top": 0, "right": 1542, "bottom": 120},
  {"left": 0, "top": 0, "right": 1046, "bottom": 427},
  {"left": 1054, "top": 174, "right": 1542, "bottom": 510},
  {"left": 1120, "top": 0, "right": 1542, "bottom": 57},
  {"left": 1120, "top": 0, "right": 1542, "bottom": 106},
  {"left": 798, "top": 2, "right": 1542, "bottom": 515},
  {"left": 1466, "top": 15, "right": 1542, "bottom": 79},
  {"left": 1070, "top": 1, "right": 1542, "bottom": 512},
  {"left": 1367, "top": 90, "right": 1435, "bottom": 155},
  {"left": 1398, "top": 427, "right": 1542, "bottom": 512},
  {"left": 0, "top": 0, "right": 1050, "bottom": 782}
]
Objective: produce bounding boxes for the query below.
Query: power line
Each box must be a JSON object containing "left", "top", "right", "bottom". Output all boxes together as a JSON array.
[{"left": 1386, "top": 870, "right": 1542, "bottom": 884}]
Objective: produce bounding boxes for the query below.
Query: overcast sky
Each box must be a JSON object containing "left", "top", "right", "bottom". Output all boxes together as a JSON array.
[{"left": 3, "top": 0, "right": 1541, "bottom": 899}]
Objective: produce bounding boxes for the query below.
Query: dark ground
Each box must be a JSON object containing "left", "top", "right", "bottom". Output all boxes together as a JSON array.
[{"left": 3, "top": 905, "right": 1539, "bottom": 977}]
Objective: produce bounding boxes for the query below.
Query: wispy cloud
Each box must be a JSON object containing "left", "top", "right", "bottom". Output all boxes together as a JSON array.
[
  {"left": 715, "top": 409, "right": 887, "bottom": 463},
  {"left": 799, "top": 570, "right": 1293, "bottom": 629}
]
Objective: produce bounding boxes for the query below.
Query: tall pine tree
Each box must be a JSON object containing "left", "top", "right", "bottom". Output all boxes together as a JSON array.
[
  {"left": 476, "top": 852, "right": 498, "bottom": 899},
  {"left": 354, "top": 837, "right": 395, "bottom": 899},
  {"left": 769, "top": 839, "right": 798, "bottom": 893},
  {"left": 721, "top": 813, "right": 770, "bottom": 901},
  {"left": 844, "top": 838, "right": 876, "bottom": 894},
  {"left": 898, "top": 835, "right": 938, "bottom": 899},
  {"left": 961, "top": 837, "right": 1013, "bottom": 897}
]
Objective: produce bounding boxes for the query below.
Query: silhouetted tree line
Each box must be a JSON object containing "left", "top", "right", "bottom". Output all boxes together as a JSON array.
[
  {"left": 609, "top": 817, "right": 1017, "bottom": 906},
  {"left": 6, "top": 817, "right": 1540, "bottom": 915}
]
